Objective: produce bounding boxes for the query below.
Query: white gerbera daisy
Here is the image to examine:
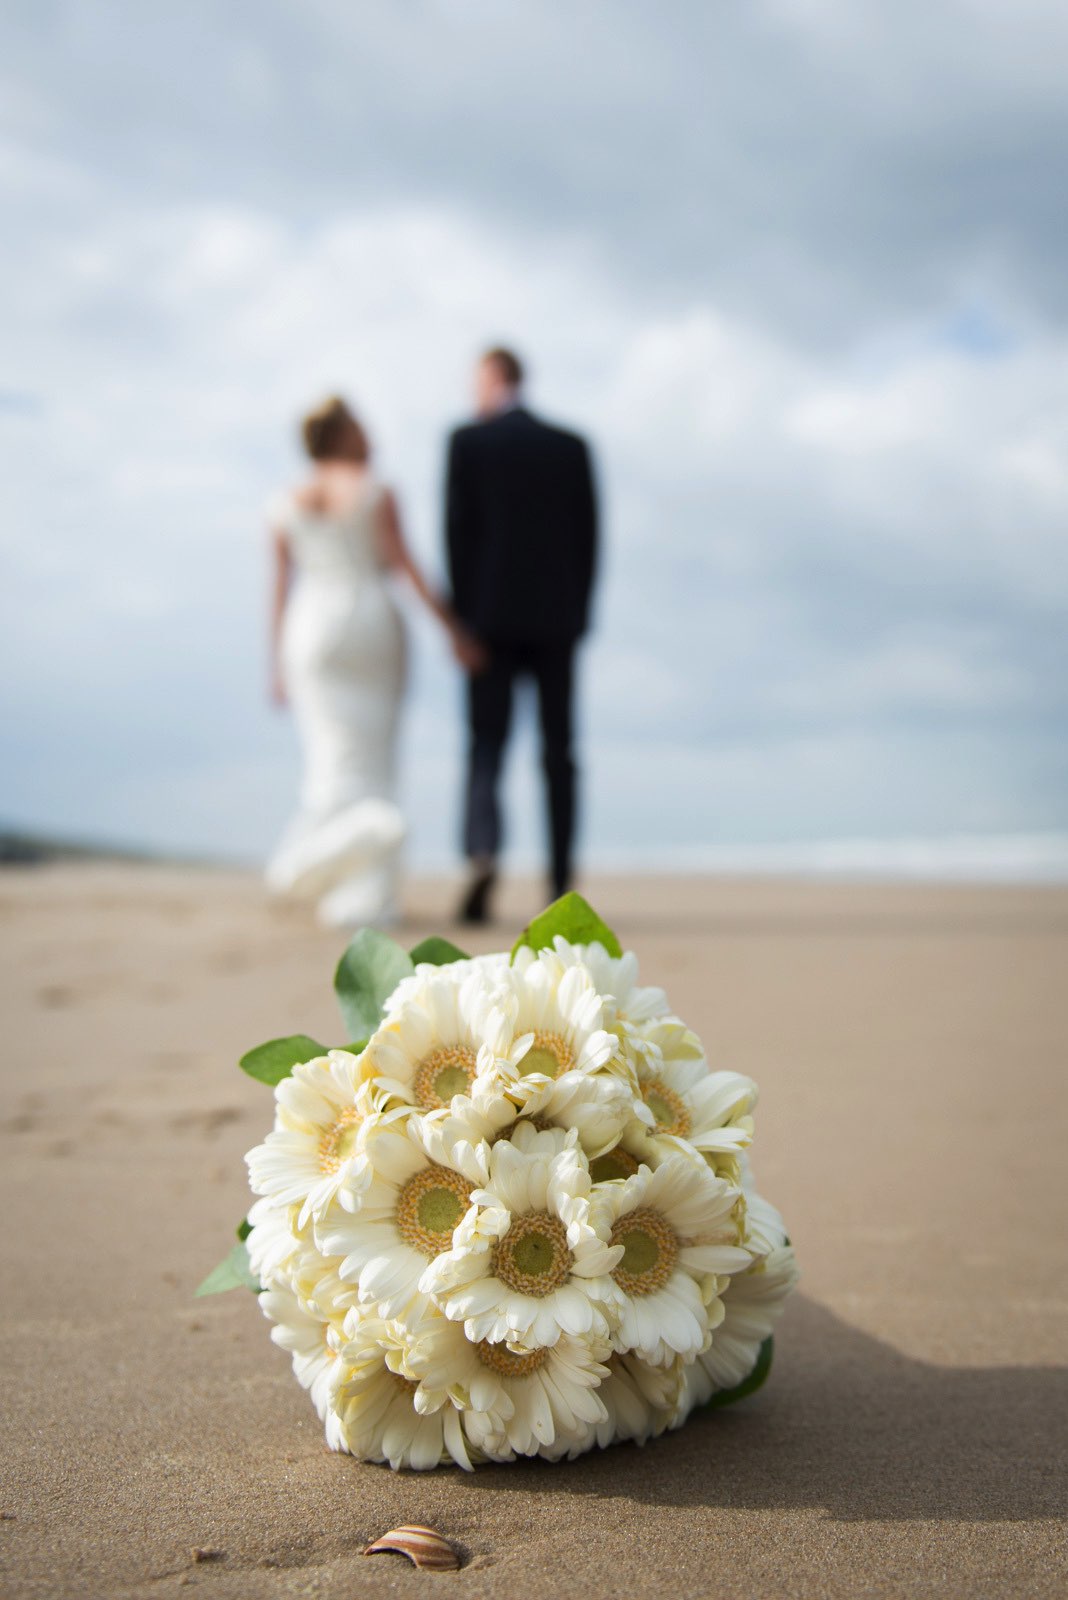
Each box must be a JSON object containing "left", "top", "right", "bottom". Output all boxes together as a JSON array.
[
  {"left": 591, "top": 1155, "right": 752, "bottom": 1366},
  {"left": 244, "top": 1195, "right": 302, "bottom": 1286},
  {"left": 425, "top": 1068, "right": 643, "bottom": 1164},
  {"left": 623, "top": 1062, "right": 757, "bottom": 1179},
  {"left": 245, "top": 1050, "right": 372, "bottom": 1226},
  {"left": 316, "top": 1113, "right": 488, "bottom": 1321},
  {"left": 627, "top": 1012, "right": 705, "bottom": 1072},
  {"left": 245, "top": 1193, "right": 360, "bottom": 1320},
  {"left": 421, "top": 1141, "right": 621, "bottom": 1349},
  {"left": 550, "top": 937, "right": 689, "bottom": 1065},
  {"left": 700, "top": 1244, "right": 798, "bottom": 1395},
  {"left": 414, "top": 1089, "right": 522, "bottom": 1157},
  {"left": 360, "top": 965, "right": 523, "bottom": 1114},
  {"left": 674, "top": 1254, "right": 798, "bottom": 1427},
  {"left": 506, "top": 946, "right": 621, "bottom": 1085},
  {"left": 383, "top": 951, "right": 511, "bottom": 1015},
  {"left": 258, "top": 1280, "right": 348, "bottom": 1450},
  {"left": 569, "top": 947, "right": 704, "bottom": 1076},
  {"left": 504, "top": 1063, "right": 644, "bottom": 1159},
  {"left": 473, "top": 948, "right": 640, "bottom": 1153},
  {"left": 737, "top": 1170, "right": 789, "bottom": 1255},
  {"left": 405, "top": 1315, "right": 611, "bottom": 1461},
  {"left": 677, "top": 1185, "right": 799, "bottom": 1414},
  {"left": 285, "top": 1240, "right": 361, "bottom": 1322},
  {"left": 329, "top": 1308, "right": 473, "bottom": 1470},
  {"left": 553, "top": 1348, "right": 684, "bottom": 1457}
]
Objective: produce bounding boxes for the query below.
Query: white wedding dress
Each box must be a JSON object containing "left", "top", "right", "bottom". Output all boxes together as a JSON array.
[{"left": 266, "top": 478, "right": 407, "bottom": 925}]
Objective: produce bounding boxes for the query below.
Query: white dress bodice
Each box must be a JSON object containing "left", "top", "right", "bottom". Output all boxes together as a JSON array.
[{"left": 281, "top": 479, "right": 390, "bottom": 585}]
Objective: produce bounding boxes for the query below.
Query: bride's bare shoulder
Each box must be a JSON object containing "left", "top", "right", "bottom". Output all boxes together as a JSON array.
[{"left": 292, "top": 479, "right": 328, "bottom": 513}]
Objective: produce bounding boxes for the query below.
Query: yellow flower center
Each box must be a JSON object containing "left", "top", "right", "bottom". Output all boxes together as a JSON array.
[
  {"left": 413, "top": 1045, "right": 478, "bottom": 1110},
  {"left": 476, "top": 1339, "right": 550, "bottom": 1377},
  {"left": 641, "top": 1078, "right": 691, "bottom": 1138},
  {"left": 518, "top": 1031, "right": 575, "bottom": 1081},
  {"left": 503, "top": 1114, "right": 554, "bottom": 1139},
  {"left": 318, "top": 1107, "right": 362, "bottom": 1174},
  {"left": 589, "top": 1147, "right": 640, "bottom": 1184},
  {"left": 493, "top": 1211, "right": 573, "bottom": 1297},
  {"left": 610, "top": 1205, "right": 679, "bottom": 1296},
  {"left": 394, "top": 1165, "right": 472, "bottom": 1256}
]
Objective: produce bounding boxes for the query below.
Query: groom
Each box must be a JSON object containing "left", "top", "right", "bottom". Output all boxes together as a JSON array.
[{"left": 446, "top": 347, "right": 598, "bottom": 924}]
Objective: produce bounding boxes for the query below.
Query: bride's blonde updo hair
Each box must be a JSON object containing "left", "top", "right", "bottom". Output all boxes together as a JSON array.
[{"left": 301, "top": 395, "right": 369, "bottom": 463}]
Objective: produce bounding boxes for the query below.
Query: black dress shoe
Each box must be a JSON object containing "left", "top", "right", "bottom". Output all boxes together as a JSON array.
[{"left": 457, "top": 865, "right": 497, "bottom": 925}]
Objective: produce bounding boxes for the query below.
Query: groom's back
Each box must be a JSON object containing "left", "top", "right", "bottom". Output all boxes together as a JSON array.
[{"left": 446, "top": 407, "right": 597, "bottom": 644}]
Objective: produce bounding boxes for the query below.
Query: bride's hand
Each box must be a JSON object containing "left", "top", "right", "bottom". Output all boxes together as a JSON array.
[{"left": 450, "top": 625, "right": 489, "bottom": 675}]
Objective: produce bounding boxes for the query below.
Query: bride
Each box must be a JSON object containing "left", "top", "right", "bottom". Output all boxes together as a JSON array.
[{"left": 266, "top": 395, "right": 479, "bottom": 926}]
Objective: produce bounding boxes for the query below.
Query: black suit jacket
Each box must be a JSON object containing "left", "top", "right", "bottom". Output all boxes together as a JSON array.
[{"left": 445, "top": 407, "right": 597, "bottom": 644}]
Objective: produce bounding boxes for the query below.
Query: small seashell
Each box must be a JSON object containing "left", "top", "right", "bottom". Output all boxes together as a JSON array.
[{"left": 363, "top": 1525, "right": 461, "bottom": 1571}]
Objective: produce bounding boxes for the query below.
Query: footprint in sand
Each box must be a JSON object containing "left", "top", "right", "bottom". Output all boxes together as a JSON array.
[{"left": 37, "top": 983, "right": 77, "bottom": 1009}]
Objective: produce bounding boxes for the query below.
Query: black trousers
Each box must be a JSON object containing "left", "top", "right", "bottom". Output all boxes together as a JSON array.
[{"left": 463, "top": 639, "right": 577, "bottom": 896}]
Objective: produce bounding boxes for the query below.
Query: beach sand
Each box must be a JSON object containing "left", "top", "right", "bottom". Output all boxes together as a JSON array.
[{"left": 2, "top": 863, "right": 1065, "bottom": 1599}]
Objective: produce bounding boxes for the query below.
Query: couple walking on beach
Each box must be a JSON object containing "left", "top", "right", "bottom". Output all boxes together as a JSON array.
[{"left": 266, "top": 348, "right": 598, "bottom": 928}]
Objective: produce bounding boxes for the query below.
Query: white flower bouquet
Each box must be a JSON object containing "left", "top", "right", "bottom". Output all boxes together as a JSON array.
[{"left": 199, "top": 894, "right": 798, "bottom": 1469}]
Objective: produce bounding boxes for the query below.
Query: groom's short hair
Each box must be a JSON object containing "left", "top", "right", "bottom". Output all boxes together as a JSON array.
[{"left": 483, "top": 346, "right": 524, "bottom": 388}]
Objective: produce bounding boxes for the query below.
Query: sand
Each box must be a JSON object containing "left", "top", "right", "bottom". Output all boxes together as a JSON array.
[{"left": 1, "top": 863, "right": 1065, "bottom": 1599}]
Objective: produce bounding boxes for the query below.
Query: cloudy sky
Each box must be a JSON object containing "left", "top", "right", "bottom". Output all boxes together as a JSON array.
[{"left": 3, "top": 0, "right": 1067, "bottom": 874}]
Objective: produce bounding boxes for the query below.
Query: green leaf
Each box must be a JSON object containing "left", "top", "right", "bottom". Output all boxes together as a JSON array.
[
  {"left": 195, "top": 1241, "right": 260, "bottom": 1297},
  {"left": 702, "top": 1336, "right": 774, "bottom": 1410},
  {"left": 236, "top": 1217, "right": 251, "bottom": 1242},
  {"left": 511, "top": 892, "right": 623, "bottom": 961},
  {"left": 409, "top": 935, "right": 470, "bottom": 966},
  {"left": 239, "top": 1033, "right": 326, "bottom": 1087},
  {"left": 334, "top": 928, "right": 414, "bottom": 1039}
]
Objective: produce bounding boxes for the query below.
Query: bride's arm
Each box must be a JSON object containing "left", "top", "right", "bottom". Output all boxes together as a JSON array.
[
  {"left": 268, "top": 527, "right": 292, "bottom": 706},
  {"left": 376, "top": 488, "right": 487, "bottom": 673}
]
